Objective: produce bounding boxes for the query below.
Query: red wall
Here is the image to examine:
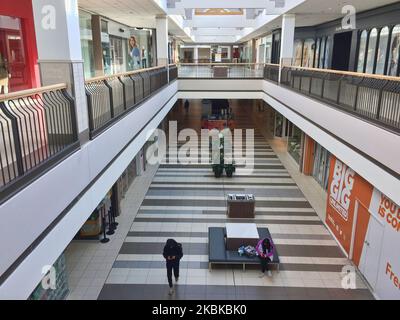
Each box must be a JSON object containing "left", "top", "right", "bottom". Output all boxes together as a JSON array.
[{"left": 1, "top": 0, "right": 40, "bottom": 89}]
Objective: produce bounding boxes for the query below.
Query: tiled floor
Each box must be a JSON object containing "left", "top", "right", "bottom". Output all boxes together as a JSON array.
[
  {"left": 94, "top": 100, "right": 374, "bottom": 300},
  {"left": 65, "top": 164, "right": 159, "bottom": 300}
]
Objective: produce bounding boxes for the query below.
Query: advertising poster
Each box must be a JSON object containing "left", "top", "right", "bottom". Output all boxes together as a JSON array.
[{"left": 326, "top": 156, "right": 400, "bottom": 299}]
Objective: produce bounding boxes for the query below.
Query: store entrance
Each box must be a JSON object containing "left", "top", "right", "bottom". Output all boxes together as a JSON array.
[
  {"left": 331, "top": 31, "right": 353, "bottom": 71},
  {"left": 0, "top": 15, "right": 28, "bottom": 93}
]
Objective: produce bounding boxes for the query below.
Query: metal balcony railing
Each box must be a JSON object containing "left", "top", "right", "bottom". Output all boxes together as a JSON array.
[
  {"left": 0, "top": 84, "right": 79, "bottom": 201},
  {"left": 263, "top": 64, "right": 280, "bottom": 83},
  {"left": 169, "top": 64, "right": 178, "bottom": 82},
  {"left": 85, "top": 65, "right": 171, "bottom": 138},
  {"left": 178, "top": 63, "right": 265, "bottom": 78},
  {"left": 275, "top": 66, "right": 400, "bottom": 131}
]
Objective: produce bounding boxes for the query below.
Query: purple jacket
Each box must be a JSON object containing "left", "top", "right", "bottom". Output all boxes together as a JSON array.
[{"left": 256, "top": 238, "right": 274, "bottom": 259}]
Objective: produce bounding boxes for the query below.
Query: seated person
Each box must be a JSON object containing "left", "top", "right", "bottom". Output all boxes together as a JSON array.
[{"left": 256, "top": 237, "right": 275, "bottom": 278}]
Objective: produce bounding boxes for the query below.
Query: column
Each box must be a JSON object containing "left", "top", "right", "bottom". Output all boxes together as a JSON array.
[
  {"left": 252, "top": 39, "right": 257, "bottom": 64},
  {"left": 193, "top": 47, "right": 199, "bottom": 63},
  {"left": 279, "top": 14, "right": 295, "bottom": 82},
  {"left": 156, "top": 16, "right": 169, "bottom": 66},
  {"left": 91, "top": 15, "right": 105, "bottom": 77},
  {"left": 32, "top": 0, "right": 89, "bottom": 142}
]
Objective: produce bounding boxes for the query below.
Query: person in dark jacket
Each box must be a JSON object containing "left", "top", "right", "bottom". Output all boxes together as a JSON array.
[
  {"left": 163, "top": 239, "right": 183, "bottom": 295},
  {"left": 184, "top": 99, "right": 190, "bottom": 113}
]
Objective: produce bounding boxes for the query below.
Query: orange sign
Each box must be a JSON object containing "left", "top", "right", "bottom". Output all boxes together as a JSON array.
[{"left": 325, "top": 156, "right": 373, "bottom": 254}]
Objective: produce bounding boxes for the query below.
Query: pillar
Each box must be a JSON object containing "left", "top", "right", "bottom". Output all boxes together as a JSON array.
[
  {"left": 279, "top": 14, "right": 295, "bottom": 82},
  {"left": 156, "top": 16, "right": 169, "bottom": 66},
  {"left": 91, "top": 15, "right": 105, "bottom": 77},
  {"left": 193, "top": 47, "right": 199, "bottom": 63},
  {"left": 32, "top": 0, "right": 89, "bottom": 143},
  {"left": 252, "top": 39, "right": 257, "bottom": 64}
]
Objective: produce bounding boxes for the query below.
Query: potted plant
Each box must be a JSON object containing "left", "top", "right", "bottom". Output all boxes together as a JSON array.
[
  {"left": 225, "top": 163, "right": 236, "bottom": 178},
  {"left": 212, "top": 164, "right": 224, "bottom": 178}
]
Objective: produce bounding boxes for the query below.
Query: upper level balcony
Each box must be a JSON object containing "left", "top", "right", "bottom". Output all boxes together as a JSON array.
[{"left": 0, "top": 65, "right": 178, "bottom": 205}]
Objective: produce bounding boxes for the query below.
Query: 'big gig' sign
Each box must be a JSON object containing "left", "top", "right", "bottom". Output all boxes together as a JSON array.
[{"left": 329, "top": 159, "right": 355, "bottom": 221}]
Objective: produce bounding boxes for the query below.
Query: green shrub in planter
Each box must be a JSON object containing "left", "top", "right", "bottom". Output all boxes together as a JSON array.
[
  {"left": 225, "top": 164, "right": 236, "bottom": 178},
  {"left": 212, "top": 164, "right": 224, "bottom": 178}
]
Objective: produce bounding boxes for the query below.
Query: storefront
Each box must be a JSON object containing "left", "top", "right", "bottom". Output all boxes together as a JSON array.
[
  {"left": 291, "top": 2, "right": 400, "bottom": 73},
  {"left": 325, "top": 156, "right": 400, "bottom": 299},
  {"left": 0, "top": 1, "right": 40, "bottom": 93},
  {"left": 79, "top": 10, "right": 156, "bottom": 78},
  {"left": 130, "top": 28, "right": 156, "bottom": 70},
  {"left": 79, "top": 11, "right": 95, "bottom": 79},
  {"left": 302, "top": 135, "right": 331, "bottom": 191}
]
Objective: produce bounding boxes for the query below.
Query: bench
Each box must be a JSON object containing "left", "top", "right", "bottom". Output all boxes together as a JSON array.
[{"left": 208, "top": 227, "right": 280, "bottom": 272}]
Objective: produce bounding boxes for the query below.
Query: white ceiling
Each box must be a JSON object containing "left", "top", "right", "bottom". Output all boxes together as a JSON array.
[{"left": 78, "top": 0, "right": 164, "bottom": 28}]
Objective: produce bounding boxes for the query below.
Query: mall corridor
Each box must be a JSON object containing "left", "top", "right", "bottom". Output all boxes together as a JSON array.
[{"left": 95, "top": 100, "right": 374, "bottom": 300}]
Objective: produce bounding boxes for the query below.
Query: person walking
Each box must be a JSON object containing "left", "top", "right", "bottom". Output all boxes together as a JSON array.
[
  {"left": 256, "top": 237, "right": 274, "bottom": 278},
  {"left": 163, "top": 239, "right": 183, "bottom": 295},
  {"left": 184, "top": 99, "right": 190, "bottom": 113}
]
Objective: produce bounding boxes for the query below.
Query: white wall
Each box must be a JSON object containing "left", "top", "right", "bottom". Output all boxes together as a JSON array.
[
  {"left": 0, "top": 82, "right": 178, "bottom": 299},
  {"left": 262, "top": 81, "right": 400, "bottom": 206}
]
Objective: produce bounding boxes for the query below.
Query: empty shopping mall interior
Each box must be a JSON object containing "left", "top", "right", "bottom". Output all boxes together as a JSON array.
[{"left": 0, "top": 0, "right": 399, "bottom": 301}]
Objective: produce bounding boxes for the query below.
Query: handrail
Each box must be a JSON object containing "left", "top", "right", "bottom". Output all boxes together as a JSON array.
[
  {"left": 85, "top": 66, "right": 168, "bottom": 84},
  {"left": 178, "top": 63, "right": 267, "bottom": 66},
  {"left": 286, "top": 65, "right": 400, "bottom": 82},
  {"left": 0, "top": 83, "right": 68, "bottom": 102},
  {"left": 84, "top": 64, "right": 171, "bottom": 138},
  {"left": 0, "top": 82, "right": 79, "bottom": 201},
  {"left": 278, "top": 65, "right": 400, "bottom": 131}
]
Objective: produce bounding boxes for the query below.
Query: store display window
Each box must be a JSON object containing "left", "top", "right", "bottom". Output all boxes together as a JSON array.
[
  {"left": 312, "top": 143, "right": 331, "bottom": 191},
  {"left": 356, "top": 25, "right": 399, "bottom": 76},
  {"left": 130, "top": 28, "right": 154, "bottom": 70},
  {"left": 376, "top": 27, "right": 389, "bottom": 75},
  {"left": 0, "top": 15, "right": 28, "bottom": 93},
  {"left": 79, "top": 11, "right": 95, "bottom": 79},
  {"left": 287, "top": 125, "right": 303, "bottom": 164},
  {"left": 365, "top": 28, "right": 378, "bottom": 74},
  {"left": 293, "top": 40, "right": 303, "bottom": 66},
  {"left": 319, "top": 37, "right": 327, "bottom": 69},
  {"left": 274, "top": 113, "right": 284, "bottom": 137},
  {"left": 324, "top": 36, "right": 331, "bottom": 69},
  {"left": 302, "top": 39, "right": 315, "bottom": 67},
  {"left": 388, "top": 25, "right": 400, "bottom": 76}
]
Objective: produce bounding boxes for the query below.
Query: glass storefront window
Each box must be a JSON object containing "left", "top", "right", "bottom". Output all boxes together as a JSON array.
[
  {"left": 315, "top": 38, "right": 321, "bottom": 68},
  {"left": 287, "top": 125, "right": 302, "bottom": 164},
  {"left": 302, "top": 39, "right": 315, "bottom": 67},
  {"left": 101, "top": 20, "right": 112, "bottom": 75},
  {"left": 365, "top": 28, "right": 378, "bottom": 74},
  {"left": 293, "top": 40, "right": 303, "bottom": 66},
  {"left": 130, "top": 29, "right": 154, "bottom": 70},
  {"left": 274, "top": 113, "right": 284, "bottom": 137},
  {"left": 312, "top": 143, "right": 331, "bottom": 191},
  {"left": 79, "top": 11, "right": 95, "bottom": 79},
  {"left": 376, "top": 27, "right": 389, "bottom": 75},
  {"left": 357, "top": 30, "right": 368, "bottom": 72},
  {"left": 388, "top": 25, "right": 400, "bottom": 76},
  {"left": 265, "top": 35, "right": 272, "bottom": 63},
  {"left": 110, "top": 36, "right": 126, "bottom": 74},
  {"left": 319, "top": 37, "right": 326, "bottom": 68},
  {"left": 0, "top": 15, "right": 27, "bottom": 93},
  {"left": 324, "top": 36, "right": 331, "bottom": 69}
]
